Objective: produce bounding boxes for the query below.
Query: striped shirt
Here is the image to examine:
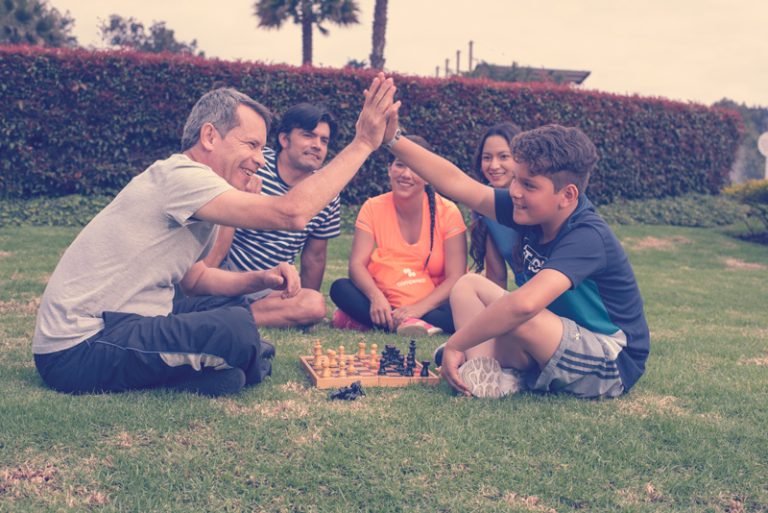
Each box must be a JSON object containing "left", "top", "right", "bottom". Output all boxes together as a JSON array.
[{"left": 225, "top": 147, "right": 341, "bottom": 272}]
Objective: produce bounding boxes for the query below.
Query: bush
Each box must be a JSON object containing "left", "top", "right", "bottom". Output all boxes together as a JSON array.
[
  {"left": 0, "top": 46, "right": 742, "bottom": 205},
  {"left": 597, "top": 193, "right": 748, "bottom": 227},
  {"left": 0, "top": 194, "right": 112, "bottom": 227},
  {"left": 723, "top": 179, "right": 768, "bottom": 233}
]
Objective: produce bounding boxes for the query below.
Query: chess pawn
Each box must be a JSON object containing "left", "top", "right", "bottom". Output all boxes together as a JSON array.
[
  {"left": 338, "top": 345, "right": 345, "bottom": 362},
  {"left": 346, "top": 355, "right": 356, "bottom": 374},
  {"left": 321, "top": 357, "right": 331, "bottom": 378},
  {"left": 338, "top": 357, "right": 347, "bottom": 377},
  {"left": 358, "top": 341, "right": 366, "bottom": 358},
  {"left": 370, "top": 343, "right": 378, "bottom": 356},
  {"left": 370, "top": 349, "right": 379, "bottom": 369}
]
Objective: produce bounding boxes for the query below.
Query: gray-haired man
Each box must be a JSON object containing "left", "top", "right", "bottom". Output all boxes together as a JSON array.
[{"left": 33, "top": 75, "right": 397, "bottom": 397}]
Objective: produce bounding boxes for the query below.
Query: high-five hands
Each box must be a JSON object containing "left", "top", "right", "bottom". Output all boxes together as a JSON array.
[{"left": 355, "top": 72, "right": 401, "bottom": 152}]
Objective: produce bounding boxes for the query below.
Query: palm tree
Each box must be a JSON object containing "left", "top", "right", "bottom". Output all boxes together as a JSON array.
[
  {"left": 369, "top": 0, "right": 387, "bottom": 70},
  {"left": 254, "top": 0, "right": 360, "bottom": 67}
]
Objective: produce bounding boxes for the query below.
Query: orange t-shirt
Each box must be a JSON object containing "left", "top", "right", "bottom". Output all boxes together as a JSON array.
[{"left": 355, "top": 192, "right": 466, "bottom": 307}]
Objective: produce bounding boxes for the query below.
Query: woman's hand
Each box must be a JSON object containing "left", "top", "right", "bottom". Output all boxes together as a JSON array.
[
  {"left": 392, "top": 303, "right": 427, "bottom": 327},
  {"left": 369, "top": 292, "right": 394, "bottom": 331}
]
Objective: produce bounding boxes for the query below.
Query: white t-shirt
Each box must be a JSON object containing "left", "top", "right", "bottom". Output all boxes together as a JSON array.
[{"left": 33, "top": 154, "right": 233, "bottom": 354}]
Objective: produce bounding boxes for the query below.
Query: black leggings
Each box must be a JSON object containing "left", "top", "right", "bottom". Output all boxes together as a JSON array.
[{"left": 329, "top": 278, "right": 455, "bottom": 333}]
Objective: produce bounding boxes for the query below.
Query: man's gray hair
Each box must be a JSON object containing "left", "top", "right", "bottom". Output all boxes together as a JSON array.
[{"left": 181, "top": 87, "right": 272, "bottom": 151}]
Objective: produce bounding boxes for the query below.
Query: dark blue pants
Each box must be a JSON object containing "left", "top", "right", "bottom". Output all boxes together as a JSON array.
[
  {"left": 34, "top": 295, "right": 270, "bottom": 394},
  {"left": 329, "top": 278, "right": 456, "bottom": 333}
]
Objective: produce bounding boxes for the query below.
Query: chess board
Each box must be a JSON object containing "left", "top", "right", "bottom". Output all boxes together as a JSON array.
[{"left": 299, "top": 355, "right": 441, "bottom": 389}]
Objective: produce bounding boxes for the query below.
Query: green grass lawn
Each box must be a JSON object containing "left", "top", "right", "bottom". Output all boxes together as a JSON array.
[{"left": 1, "top": 224, "right": 767, "bottom": 512}]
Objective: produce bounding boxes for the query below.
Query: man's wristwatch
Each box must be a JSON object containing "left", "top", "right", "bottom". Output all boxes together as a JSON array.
[{"left": 383, "top": 128, "right": 402, "bottom": 151}]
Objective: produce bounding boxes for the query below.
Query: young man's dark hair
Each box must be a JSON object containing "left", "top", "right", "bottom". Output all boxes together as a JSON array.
[
  {"left": 510, "top": 124, "right": 598, "bottom": 193},
  {"left": 274, "top": 103, "right": 337, "bottom": 153}
]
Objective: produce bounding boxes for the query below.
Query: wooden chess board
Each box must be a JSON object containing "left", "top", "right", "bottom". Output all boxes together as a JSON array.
[{"left": 299, "top": 355, "right": 441, "bottom": 389}]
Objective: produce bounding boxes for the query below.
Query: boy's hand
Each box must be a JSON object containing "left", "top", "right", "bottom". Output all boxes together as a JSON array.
[
  {"left": 354, "top": 72, "right": 400, "bottom": 152},
  {"left": 440, "top": 345, "right": 471, "bottom": 396},
  {"left": 382, "top": 101, "right": 401, "bottom": 147}
]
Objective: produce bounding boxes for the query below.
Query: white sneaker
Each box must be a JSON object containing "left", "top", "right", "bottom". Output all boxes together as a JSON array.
[
  {"left": 499, "top": 367, "right": 526, "bottom": 395},
  {"left": 458, "top": 357, "right": 501, "bottom": 398}
]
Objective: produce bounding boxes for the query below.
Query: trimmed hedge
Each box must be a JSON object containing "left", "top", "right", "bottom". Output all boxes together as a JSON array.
[{"left": 1, "top": 46, "right": 742, "bottom": 205}]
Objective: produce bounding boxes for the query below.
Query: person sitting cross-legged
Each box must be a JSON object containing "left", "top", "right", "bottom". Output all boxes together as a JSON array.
[
  {"left": 383, "top": 114, "right": 650, "bottom": 399},
  {"left": 203, "top": 103, "right": 342, "bottom": 328},
  {"left": 32, "top": 75, "right": 398, "bottom": 397},
  {"left": 329, "top": 134, "right": 467, "bottom": 338}
]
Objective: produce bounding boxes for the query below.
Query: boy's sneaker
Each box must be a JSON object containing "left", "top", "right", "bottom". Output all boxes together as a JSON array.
[
  {"left": 458, "top": 357, "right": 522, "bottom": 398},
  {"left": 433, "top": 342, "right": 446, "bottom": 367},
  {"left": 331, "top": 309, "right": 371, "bottom": 332},
  {"left": 169, "top": 368, "right": 246, "bottom": 397},
  {"left": 396, "top": 318, "right": 442, "bottom": 338}
]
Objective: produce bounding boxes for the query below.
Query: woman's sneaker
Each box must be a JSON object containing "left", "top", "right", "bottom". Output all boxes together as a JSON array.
[
  {"left": 331, "top": 309, "right": 371, "bottom": 332},
  {"left": 396, "top": 318, "right": 442, "bottom": 338},
  {"left": 458, "top": 357, "right": 522, "bottom": 398}
]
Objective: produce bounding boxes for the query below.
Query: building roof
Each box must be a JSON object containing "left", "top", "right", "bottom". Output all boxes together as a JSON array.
[{"left": 468, "top": 62, "right": 591, "bottom": 85}]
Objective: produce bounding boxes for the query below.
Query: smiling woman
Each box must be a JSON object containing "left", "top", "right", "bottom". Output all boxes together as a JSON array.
[{"left": 329, "top": 134, "right": 468, "bottom": 337}]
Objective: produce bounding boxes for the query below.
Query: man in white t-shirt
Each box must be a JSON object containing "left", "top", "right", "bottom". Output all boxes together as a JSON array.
[{"left": 33, "top": 75, "right": 397, "bottom": 397}]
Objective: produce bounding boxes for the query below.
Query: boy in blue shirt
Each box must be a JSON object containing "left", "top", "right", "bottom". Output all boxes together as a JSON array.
[{"left": 383, "top": 121, "right": 650, "bottom": 398}]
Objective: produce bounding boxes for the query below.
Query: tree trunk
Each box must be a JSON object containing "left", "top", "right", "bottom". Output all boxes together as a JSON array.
[
  {"left": 369, "top": 0, "right": 388, "bottom": 70},
  {"left": 301, "top": 0, "right": 313, "bottom": 66}
]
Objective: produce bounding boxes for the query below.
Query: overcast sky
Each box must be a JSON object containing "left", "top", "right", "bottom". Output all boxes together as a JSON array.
[{"left": 52, "top": 0, "right": 767, "bottom": 107}]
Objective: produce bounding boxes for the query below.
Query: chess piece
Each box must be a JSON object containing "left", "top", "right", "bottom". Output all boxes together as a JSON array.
[
  {"left": 420, "top": 360, "right": 430, "bottom": 377},
  {"left": 346, "top": 355, "right": 356, "bottom": 374},
  {"left": 327, "top": 349, "right": 337, "bottom": 368},
  {"left": 338, "top": 345, "right": 345, "bottom": 363},
  {"left": 370, "top": 351, "right": 379, "bottom": 371},
  {"left": 338, "top": 356, "right": 347, "bottom": 377},
  {"left": 321, "top": 357, "right": 331, "bottom": 378},
  {"left": 370, "top": 343, "right": 378, "bottom": 356},
  {"left": 358, "top": 341, "right": 366, "bottom": 358},
  {"left": 377, "top": 358, "right": 387, "bottom": 375}
]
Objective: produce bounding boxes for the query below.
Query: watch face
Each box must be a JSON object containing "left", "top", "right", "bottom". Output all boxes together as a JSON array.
[{"left": 758, "top": 132, "right": 768, "bottom": 157}]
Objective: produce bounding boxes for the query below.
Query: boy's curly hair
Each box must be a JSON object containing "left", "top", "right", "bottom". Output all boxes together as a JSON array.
[{"left": 510, "top": 124, "right": 599, "bottom": 193}]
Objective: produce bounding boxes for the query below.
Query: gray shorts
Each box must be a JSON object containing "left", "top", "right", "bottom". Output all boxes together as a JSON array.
[{"left": 526, "top": 317, "right": 626, "bottom": 398}]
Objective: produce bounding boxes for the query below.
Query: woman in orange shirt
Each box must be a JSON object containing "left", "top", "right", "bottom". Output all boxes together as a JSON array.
[{"left": 330, "top": 135, "right": 467, "bottom": 337}]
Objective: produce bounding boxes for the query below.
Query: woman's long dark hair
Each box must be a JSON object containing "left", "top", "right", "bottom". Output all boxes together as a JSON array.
[
  {"left": 389, "top": 134, "right": 435, "bottom": 270},
  {"left": 468, "top": 122, "right": 522, "bottom": 272}
]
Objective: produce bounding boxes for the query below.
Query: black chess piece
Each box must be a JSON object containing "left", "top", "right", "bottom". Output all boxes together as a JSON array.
[
  {"left": 420, "top": 360, "right": 430, "bottom": 377},
  {"left": 329, "top": 380, "right": 366, "bottom": 400}
]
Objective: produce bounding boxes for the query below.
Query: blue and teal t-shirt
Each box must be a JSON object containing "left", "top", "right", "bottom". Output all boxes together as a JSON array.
[{"left": 494, "top": 189, "right": 650, "bottom": 391}]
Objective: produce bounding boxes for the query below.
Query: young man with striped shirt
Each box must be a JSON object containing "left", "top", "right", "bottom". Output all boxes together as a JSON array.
[{"left": 204, "top": 103, "right": 339, "bottom": 328}]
